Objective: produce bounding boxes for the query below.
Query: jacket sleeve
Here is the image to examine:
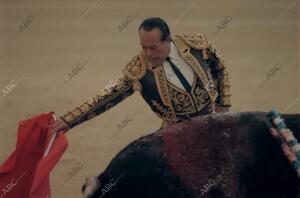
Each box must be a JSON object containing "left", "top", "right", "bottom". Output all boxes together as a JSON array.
[
  {"left": 205, "top": 46, "right": 232, "bottom": 108},
  {"left": 60, "top": 75, "right": 135, "bottom": 129}
]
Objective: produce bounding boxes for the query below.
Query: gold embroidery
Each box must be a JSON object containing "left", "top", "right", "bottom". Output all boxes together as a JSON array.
[
  {"left": 61, "top": 76, "right": 134, "bottom": 127},
  {"left": 72, "top": 108, "right": 82, "bottom": 118},
  {"left": 167, "top": 82, "right": 196, "bottom": 115},
  {"left": 62, "top": 113, "right": 75, "bottom": 123},
  {"left": 191, "top": 77, "right": 211, "bottom": 111},
  {"left": 207, "top": 47, "right": 231, "bottom": 107},
  {"left": 220, "top": 70, "right": 231, "bottom": 106},
  {"left": 123, "top": 54, "right": 147, "bottom": 80},
  {"left": 173, "top": 36, "right": 218, "bottom": 104},
  {"left": 166, "top": 74, "right": 211, "bottom": 115},
  {"left": 152, "top": 66, "right": 176, "bottom": 121},
  {"left": 191, "top": 72, "right": 197, "bottom": 91},
  {"left": 151, "top": 100, "right": 174, "bottom": 120},
  {"left": 178, "top": 33, "right": 211, "bottom": 50},
  {"left": 177, "top": 33, "right": 211, "bottom": 60},
  {"left": 79, "top": 103, "right": 90, "bottom": 113}
]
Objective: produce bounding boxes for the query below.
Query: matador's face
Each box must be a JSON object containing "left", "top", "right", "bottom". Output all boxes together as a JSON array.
[{"left": 139, "top": 28, "right": 170, "bottom": 66}]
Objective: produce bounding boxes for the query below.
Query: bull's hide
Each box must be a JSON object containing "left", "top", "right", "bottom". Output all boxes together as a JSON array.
[{"left": 84, "top": 112, "right": 300, "bottom": 198}]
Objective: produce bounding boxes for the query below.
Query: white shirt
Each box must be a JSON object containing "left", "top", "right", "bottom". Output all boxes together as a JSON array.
[{"left": 162, "top": 41, "right": 195, "bottom": 91}]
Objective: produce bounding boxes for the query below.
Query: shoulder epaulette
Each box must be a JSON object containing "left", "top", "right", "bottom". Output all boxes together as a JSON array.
[
  {"left": 123, "top": 54, "right": 146, "bottom": 80},
  {"left": 176, "top": 33, "right": 211, "bottom": 50}
]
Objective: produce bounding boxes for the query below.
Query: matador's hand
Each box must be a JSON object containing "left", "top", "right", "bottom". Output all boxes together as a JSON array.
[{"left": 48, "top": 118, "right": 70, "bottom": 134}]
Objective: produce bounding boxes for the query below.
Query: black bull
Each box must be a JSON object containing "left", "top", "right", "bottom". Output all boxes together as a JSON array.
[{"left": 84, "top": 112, "right": 300, "bottom": 198}]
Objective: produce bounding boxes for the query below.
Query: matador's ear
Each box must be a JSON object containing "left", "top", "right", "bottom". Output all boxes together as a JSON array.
[{"left": 166, "top": 36, "right": 171, "bottom": 42}]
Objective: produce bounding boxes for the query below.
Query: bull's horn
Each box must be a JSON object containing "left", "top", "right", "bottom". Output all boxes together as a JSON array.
[{"left": 82, "top": 176, "right": 100, "bottom": 198}]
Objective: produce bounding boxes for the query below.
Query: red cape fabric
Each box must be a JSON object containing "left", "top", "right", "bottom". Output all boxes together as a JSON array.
[{"left": 0, "top": 112, "right": 68, "bottom": 198}]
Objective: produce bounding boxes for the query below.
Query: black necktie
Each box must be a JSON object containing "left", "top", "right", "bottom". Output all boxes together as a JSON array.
[{"left": 166, "top": 57, "right": 192, "bottom": 92}]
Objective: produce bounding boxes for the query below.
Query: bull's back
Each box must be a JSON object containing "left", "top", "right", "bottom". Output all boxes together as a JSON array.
[{"left": 91, "top": 112, "right": 300, "bottom": 198}]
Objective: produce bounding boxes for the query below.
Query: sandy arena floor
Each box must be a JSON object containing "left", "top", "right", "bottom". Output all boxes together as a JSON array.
[{"left": 0, "top": 0, "right": 299, "bottom": 197}]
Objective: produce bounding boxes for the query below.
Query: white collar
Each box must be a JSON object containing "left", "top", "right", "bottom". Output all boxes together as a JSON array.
[{"left": 167, "top": 41, "right": 180, "bottom": 60}]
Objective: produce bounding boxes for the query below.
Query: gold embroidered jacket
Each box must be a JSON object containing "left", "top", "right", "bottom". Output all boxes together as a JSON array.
[{"left": 60, "top": 33, "right": 231, "bottom": 129}]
